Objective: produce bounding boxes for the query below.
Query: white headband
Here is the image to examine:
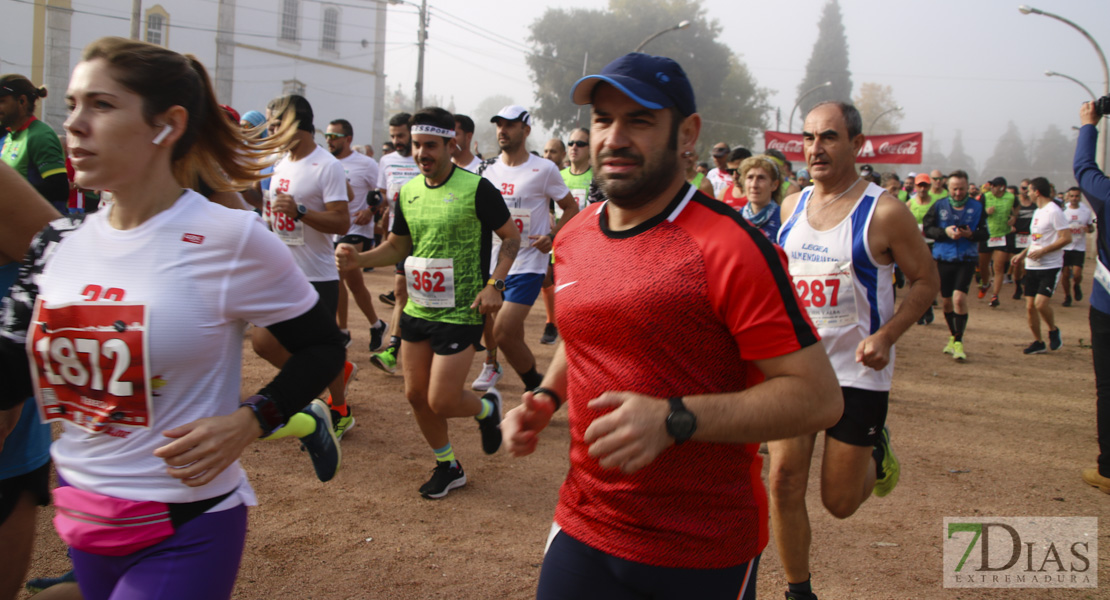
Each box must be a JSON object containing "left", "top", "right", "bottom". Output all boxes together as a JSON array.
[{"left": 412, "top": 124, "right": 456, "bottom": 138}]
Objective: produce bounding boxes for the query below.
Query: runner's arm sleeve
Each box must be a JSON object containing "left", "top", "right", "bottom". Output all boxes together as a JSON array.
[
  {"left": 474, "top": 177, "right": 511, "bottom": 230},
  {"left": 922, "top": 204, "right": 944, "bottom": 240},
  {"left": 34, "top": 172, "right": 69, "bottom": 207},
  {"left": 390, "top": 198, "right": 410, "bottom": 236},
  {"left": 259, "top": 300, "right": 346, "bottom": 420},
  {"left": 1074, "top": 125, "right": 1110, "bottom": 215}
]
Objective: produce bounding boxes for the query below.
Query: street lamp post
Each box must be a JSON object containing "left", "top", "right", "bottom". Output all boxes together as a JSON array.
[
  {"left": 868, "top": 105, "right": 903, "bottom": 135},
  {"left": 1045, "top": 70, "right": 1097, "bottom": 101},
  {"left": 634, "top": 20, "right": 691, "bottom": 53},
  {"left": 388, "top": 0, "right": 428, "bottom": 110},
  {"left": 789, "top": 81, "right": 832, "bottom": 133},
  {"left": 1019, "top": 5, "right": 1108, "bottom": 169}
]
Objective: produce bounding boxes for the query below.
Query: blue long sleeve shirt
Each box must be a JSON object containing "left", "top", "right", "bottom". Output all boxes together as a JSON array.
[{"left": 1073, "top": 124, "right": 1110, "bottom": 315}]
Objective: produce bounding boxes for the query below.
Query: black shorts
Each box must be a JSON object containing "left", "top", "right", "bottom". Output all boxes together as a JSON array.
[
  {"left": 826, "top": 387, "right": 889, "bottom": 447},
  {"left": 335, "top": 234, "right": 373, "bottom": 252},
  {"left": 538, "top": 529, "right": 759, "bottom": 600},
  {"left": 400, "top": 313, "right": 484, "bottom": 356},
  {"left": 979, "top": 237, "right": 1010, "bottom": 255},
  {"left": 1023, "top": 268, "right": 1060, "bottom": 298},
  {"left": 936, "top": 261, "right": 977, "bottom": 297},
  {"left": 1064, "top": 250, "right": 1086, "bottom": 268},
  {"left": 311, "top": 280, "right": 340, "bottom": 314},
  {"left": 0, "top": 461, "right": 51, "bottom": 525}
]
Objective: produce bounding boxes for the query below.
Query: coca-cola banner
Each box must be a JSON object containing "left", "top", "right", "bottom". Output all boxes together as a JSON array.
[{"left": 763, "top": 131, "right": 923, "bottom": 165}]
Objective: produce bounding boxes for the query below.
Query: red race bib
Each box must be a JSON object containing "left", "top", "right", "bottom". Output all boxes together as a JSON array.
[{"left": 29, "top": 300, "right": 153, "bottom": 433}]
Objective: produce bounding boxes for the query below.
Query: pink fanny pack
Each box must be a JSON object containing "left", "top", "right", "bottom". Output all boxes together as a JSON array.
[{"left": 53, "top": 486, "right": 234, "bottom": 556}]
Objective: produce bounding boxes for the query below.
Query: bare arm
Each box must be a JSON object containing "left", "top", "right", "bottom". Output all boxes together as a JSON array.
[
  {"left": 857, "top": 193, "right": 940, "bottom": 370},
  {"left": 0, "top": 163, "right": 60, "bottom": 263},
  {"left": 300, "top": 200, "right": 350, "bottom": 235},
  {"left": 531, "top": 193, "right": 578, "bottom": 254},
  {"left": 583, "top": 342, "right": 842, "bottom": 473},
  {"left": 503, "top": 342, "right": 568, "bottom": 456},
  {"left": 337, "top": 233, "right": 412, "bottom": 272},
  {"left": 697, "top": 177, "right": 715, "bottom": 198},
  {"left": 472, "top": 218, "right": 522, "bottom": 314}
]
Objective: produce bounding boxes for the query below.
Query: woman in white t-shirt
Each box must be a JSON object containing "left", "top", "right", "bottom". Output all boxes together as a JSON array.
[{"left": 0, "top": 37, "right": 346, "bottom": 599}]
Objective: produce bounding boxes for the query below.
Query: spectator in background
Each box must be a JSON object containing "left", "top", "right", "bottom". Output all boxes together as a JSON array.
[
  {"left": 0, "top": 74, "right": 69, "bottom": 212},
  {"left": 705, "top": 141, "right": 732, "bottom": 197}
]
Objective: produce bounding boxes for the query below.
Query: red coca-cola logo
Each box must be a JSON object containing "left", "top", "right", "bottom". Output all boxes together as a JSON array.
[
  {"left": 878, "top": 141, "right": 919, "bottom": 155},
  {"left": 767, "top": 139, "right": 804, "bottom": 153}
]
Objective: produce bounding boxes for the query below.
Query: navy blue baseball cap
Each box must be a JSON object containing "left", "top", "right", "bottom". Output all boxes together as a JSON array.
[{"left": 571, "top": 53, "right": 696, "bottom": 117}]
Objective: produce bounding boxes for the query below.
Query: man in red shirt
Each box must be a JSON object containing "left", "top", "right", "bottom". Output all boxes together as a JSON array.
[{"left": 501, "top": 52, "right": 843, "bottom": 600}]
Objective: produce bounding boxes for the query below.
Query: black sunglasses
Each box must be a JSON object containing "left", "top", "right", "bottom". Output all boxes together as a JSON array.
[
  {"left": 726, "top": 168, "right": 739, "bottom": 177},
  {"left": 567, "top": 140, "right": 588, "bottom": 148}
]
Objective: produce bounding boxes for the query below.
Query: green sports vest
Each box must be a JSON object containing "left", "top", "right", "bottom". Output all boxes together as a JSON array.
[
  {"left": 908, "top": 195, "right": 937, "bottom": 224},
  {"left": 984, "top": 191, "right": 1015, "bottom": 237},
  {"left": 399, "top": 169, "right": 488, "bottom": 326}
]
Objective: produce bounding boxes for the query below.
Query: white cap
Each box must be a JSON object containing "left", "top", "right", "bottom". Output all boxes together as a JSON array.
[
  {"left": 907, "top": 172, "right": 917, "bottom": 178},
  {"left": 490, "top": 105, "right": 532, "bottom": 126}
]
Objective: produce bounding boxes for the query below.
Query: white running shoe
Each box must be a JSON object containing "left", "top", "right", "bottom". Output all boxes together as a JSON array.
[{"left": 471, "top": 362, "right": 502, "bottom": 391}]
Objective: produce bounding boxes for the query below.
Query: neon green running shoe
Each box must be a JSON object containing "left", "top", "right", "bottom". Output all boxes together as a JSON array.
[
  {"left": 873, "top": 426, "right": 900, "bottom": 498},
  {"left": 952, "top": 341, "right": 967, "bottom": 362},
  {"left": 331, "top": 409, "right": 356, "bottom": 440},
  {"left": 370, "top": 346, "right": 397, "bottom": 375},
  {"left": 942, "top": 335, "right": 956, "bottom": 355}
]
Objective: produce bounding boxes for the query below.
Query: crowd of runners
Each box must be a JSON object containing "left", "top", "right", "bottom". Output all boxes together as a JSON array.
[{"left": 0, "top": 35, "right": 1107, "bottom": 600}]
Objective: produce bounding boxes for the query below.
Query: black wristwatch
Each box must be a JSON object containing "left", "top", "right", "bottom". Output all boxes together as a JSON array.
[
  {"left": 293, "top": 204, "right": 308, "bottom": 221},
  {"left": 665, "top": 396, "right": 697, "bottom": 444},
  {"left": 240, "top": 394, "right": 284, "bottom": 437},
  {"left": 487, "top": 277, "right": 506, "bottom": 291}
]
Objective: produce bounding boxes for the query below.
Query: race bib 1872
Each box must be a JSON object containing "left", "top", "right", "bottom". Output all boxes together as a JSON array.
[{"left": 28, "top": 300, "right": 153, "bottom": 433}]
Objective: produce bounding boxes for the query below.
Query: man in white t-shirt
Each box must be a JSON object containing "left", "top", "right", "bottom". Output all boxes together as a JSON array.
[
  {"left": 705, "top": 141, "right": 732, "bottom": 197},
  {"left": 326, "top": 118, "right": 389, "bottom": 356},
  {"left": 472, "top": 106, "right": 578, "bottom": 392},
  {"left": 254, "top": 95, "right": 356, "bottom": 435},
  {"left": 451, "top": 114, "right": 482, "bottom": 172},
  {"left": 1012, "top": 176, "right": 1072, "bottom": 354},
  {"left": 370, "top": 113, "right": 422, "bottom": 375},
  {"left": 1061, "top": 186, "right": 1096, "bottom": 306}
]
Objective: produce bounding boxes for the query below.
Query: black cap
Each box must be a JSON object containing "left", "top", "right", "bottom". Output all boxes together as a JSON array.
[{"left": 989, "top": 176, "right": 1007, "bottom": 187}]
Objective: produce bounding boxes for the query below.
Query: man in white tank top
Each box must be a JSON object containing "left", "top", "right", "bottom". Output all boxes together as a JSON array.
[{"left": 769, "top": 102, "right": 939, "bottom": 600}]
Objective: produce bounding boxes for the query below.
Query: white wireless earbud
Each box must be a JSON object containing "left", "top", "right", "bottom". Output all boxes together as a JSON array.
[{"left": 152, "top": 124, "right": 173, "bottom": 145}]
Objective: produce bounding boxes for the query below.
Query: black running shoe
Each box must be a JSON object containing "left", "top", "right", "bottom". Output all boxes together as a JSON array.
[
  {"left": 540, "top": 322, "right": 558, "bottom": 345},
  {"left": 785, "top": 591, "right": 819, "bottom": 600},
  {"left": 379, "top": 291, "right": 396, "bottom": 306},
  {"left": 1049, "top": 327, "right": 1062, "bottom": 351},
  {"left": 989, "top": 295, "right": 1000, "bottom": 308},
  {"left": 369, "top": 319, "right": 388, "bottom": 352},
  {"left": 340, "top": 330, "right": 352, "bottom": 349},
  {"left": 923, "top": 306, "right": 934, "bottom": 324},
  {"left": 419, "top": 460, "right": 466, "bottom": 499},
  {"left": 1023, "top": 340, "right": 1047, "bottom": 355},
  {"left": 1012, "top": 285, "right": 1023, "bottom": 300},
  {"left": 1075, "top": 283, "right": 1083, "bottom": 301},
  {"left": 477, "top": 388, "right": 503, "bottom": 454},
  {"left": 1063, "top": 296, "right": 1073, "bottom": 307}
]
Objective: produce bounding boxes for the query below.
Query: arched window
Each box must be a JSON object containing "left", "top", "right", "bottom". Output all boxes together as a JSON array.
[
  {"left": 144, "top": 5, "right": 170, "bottom": 47},
  {"left": 280, "top": 0, "right": 300, "bottom": 42},
  {"left": 321, "top": 7, "right": 339, "bottom": 51}
]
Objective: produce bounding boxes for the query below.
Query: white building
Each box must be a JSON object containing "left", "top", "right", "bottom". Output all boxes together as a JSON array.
[{"left": 1, "top": 0, "right": 388, "bottom": 148}]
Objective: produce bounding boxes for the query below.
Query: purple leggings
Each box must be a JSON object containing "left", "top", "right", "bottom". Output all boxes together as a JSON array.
[{"left": 69, "top": 504, "right": 248, "bottom": 600}]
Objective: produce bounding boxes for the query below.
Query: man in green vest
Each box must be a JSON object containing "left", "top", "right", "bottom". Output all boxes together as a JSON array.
[
  {"left": 977, "top": 176, "right": 1016, "bottom": 307},
  {"left": 337, "top": 107, "right": 521, "bottom": 499}
]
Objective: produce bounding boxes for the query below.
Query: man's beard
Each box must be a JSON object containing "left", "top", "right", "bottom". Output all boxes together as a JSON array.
[
  {"left": 597, "top": 147, "right": 680, "bottom": 210},
  {"left": 396, "top": 142, "right": 411, "bottom": 157}
]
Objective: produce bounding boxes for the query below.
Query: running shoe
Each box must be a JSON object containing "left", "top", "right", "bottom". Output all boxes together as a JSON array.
[
  {"left": 362, "top": 267, "right": 375, "bottom": 273},
  {"left": 370, "top": 346, "right": 398, "bottom": 375},
  {"left": 1023, "top": 340, "right": 1047, "bottom": 355},
  {"left": 952, "top": 341, "right": 967, "bottom": 362},
  {"left": 341, "top": 330, "right": 352, "bottom": 349},
  {"left": 943, "top": 336, "right": 956, "bottom": 355},
  {"left": 477, "top": 388, "right": 503, "bottom": 455},
  {"left": 540, "top": 322, "right": 558, "bottom": 345},
  {"left": 379, "top": 290, "right": 396, "bottom": 306},
  {"left": 369, "top": 319, "right": 389, "bottom": 353},
  {"left": 1048, "top": 327, "right": 1062, "bottom": 351},
  {"left": 472, "top": 362, "right": 502, "bottom": 391},
  {"left": 300, "top": 399, "right": 341, "bottom": 482},
  {"left": 419, "top": 460, "right": 466, "bottom": 499},
  {"left": 1012, "top": 284, "right": 1023, "bottom": 300},
  {"left": 785, "top": 591, "right": 820, "bottom": 600},
  {"left": 977, "top": 285, "right": 987, "bottom": 299},
  {"left": 25, "top": 570, "right": 77, "bottom": 594},
  {"left": 1081, "top": 468, "right": 1110, "bottom": 494},
  {"left": 923, "top": 306, "right": 934, "bottom": 324},
  {"left": 989, "top": 295, "right": 1000, "bottom": 308},
  {"left": 872, "top": 426, "right": 899, "bottom": 498},
  {"left": 331, "top": 408, "right": 356, "bottom": 440},
  {"left": 1063, "top": 296, "right": 1073, "bottom": 307},
  {"left": 1075, "top": 283, "right": 1083, "bottom": 302}
]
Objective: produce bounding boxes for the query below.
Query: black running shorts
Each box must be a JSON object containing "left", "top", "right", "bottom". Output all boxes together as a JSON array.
[
  {"left": 826, "top": 387, "right": 889, "bottom": 447},
  {"left": 1023, "top": 268, "right": 1060, "bottom": 298},
  {"left": 400, "top": 314, "right": 484, "bottom": 356},
  {"left": 335, "top": 234, "right": 373, "bottom": 252},
  {"left": 937, "top": 261, "right": 977, "bottom": 298},
  {"left": 1064, "top": 250, "right": 1086, "bottom": 268},
  {"left": 0, "top": 461, "right": 51, "bottom": 525},
  {"left": 311, "top": 280, "right": 340, "bottom": 314}
]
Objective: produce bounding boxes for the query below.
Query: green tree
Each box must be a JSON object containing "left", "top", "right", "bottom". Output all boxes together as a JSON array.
[
  {"left": 795, "top": 0, "right": 852, "bottom": 129},
  {"left": 1030, "top": 124, "right": 1077, "bottom": 190},
  {"left": 526, "top": 0, "right": 769, "bottom": 152},
  {"left": 982, "top": 121, "right": 1031, "bottom": 185},
  {"left": 944, "top": 130, "right": 977, "bottom": 182},
  {"left": 853, "top": 82, "right": 901, "bottom": 135}
]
